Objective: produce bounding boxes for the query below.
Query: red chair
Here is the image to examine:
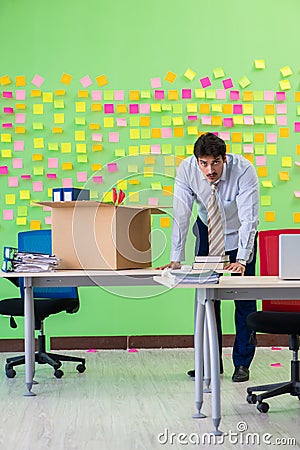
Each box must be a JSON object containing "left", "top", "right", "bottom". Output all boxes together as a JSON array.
[{"left": 246, "top": 229, "right": 300, "bottom": 413}]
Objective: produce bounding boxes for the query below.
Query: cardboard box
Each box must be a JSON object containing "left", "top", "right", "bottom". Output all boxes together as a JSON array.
[{"left": 37, "top": 201, "right": 166, "bottom": 270}]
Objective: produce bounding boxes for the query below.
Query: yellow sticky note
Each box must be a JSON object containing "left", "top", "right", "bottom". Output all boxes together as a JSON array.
[
  {"left": 279, "top": 79, "right": 291, "bottom": 90},
  {"left": 254, "top": 60, "right": 265, "bottom": 69},
  {"left": 76, "top": 144, "right": 87, "bottom": 153},
  {"left": 282, "top": 156, "right": 292, "bottom": 167},
  {"left": 140, "top": 145, "right": 150, "bottom": 154},
  {"left": 260, "top": 195, "right": 271, "bottom": 206},
  {"left": 187, "top": 126, "right": 198, "bottom": 135},
  {"left": 62, "top": 162, "right": 73, "bottom": 170},
  {"left": 5, "top": 194, "right": 16, "bottom": 205},
  {"left": 128, "top": 192, "right": 139, "bottom": 202},
  {"left": 280, "top": 65, "right": 293, "bottom": 77},
  {"left": 16, "top": 217, "right": 27, "bottom": 225},
  {"left": 151, "top": 182, "right": 162, "bottom": 190},
  {"left": 186, "top": 144, "right": 194, "bottom": 155},
  {"left": 144, "top": 167, "right": 154, "bottom": 177},
  {"left": 116, "top": 180, "right": 127, "bottom": 191},
  {"left": 265, "top": 116, "right": 276, "bottom": 125},
  {"left": 212, "top": 104, "right": 222, "bottom": 112},
  {"left": 128, "top": 164, "right": 138, "bottom": 173},
  {"left": 32, "top": 153, "right": 43, "bottom": 161},
  {"left": 75, "top": 117, "right": 86, "bottom": 125},
  {"left": 144, "top": 156, "right": 155, "bottom": 165},
  {"left": 279, "top": 171, "right": 290, "bottom": 180},
  {"left": 48, "top": 142, "right": 59, "bottom": 151},
  {"left": 54, "top": 113, "right": 64, "bottom": 124},
  {"left": 77, "top": 155, "right": 88, "bottom": 163},
  {"left": 17, "top": 206, "right": 28, "bottom": 216},
  {"left": 128, "top": 146, "right": 139, "bottom": 155},
  {"left": 30, "top": 220, "right": 41, "bottom": 230},
  {"left": 20, "top": 190, "right": 30, "bottom": 200},
  {"left": 172, "top": 117, "right": 183, "bottom": 126},
  {"left": 75, "top": 131, "right": 86, "bottom": 141},
  {"left": 184, "top": 68, "right": 196, "bottom": 81},
  {"left": 60, "top": 73, "right": 72, "bottom": 85},
  {"left": 43, "top": 92, "right": 53, "bottom": 103},
  {"left": 76, "top": 102, "right": 86, "bottom": 113},
  {"left": 164, "top": 167, "right": 175, "bottom": 177},
  {"left": 61, "top": 142, "right": 71, "bottom": 153},
  {"left": 261, "top": 180, "right": 273, "bottom": 188},
  {"left": 151, "top": 104, "right": 161, "bottom": 112},
  {"left": 195, "top": 89, "right": 205, "bottom": 98},
  {"left": 33, "top": 166, "right": 44, "bottom": 175},
  {"left": 96, "top": 74, "right": 108, "bottom": 87},
  {"left": 54, "top": 100, "right": 65, "bottom": 109},
  {"left": 1, "top": 149, "right": 12, "bottom": 158},
  {"left": 33, "top": 104, "right": 43, "bottom": 114},
  {"left": 103, "top": 191, "right": 113, "bottom": 202},
  {"left": 265, "top": 212, "right": 275, "bottom": 222},
  {"left": 115, "top": 148, "right": 125, "bottom": 157},
  {"left": 238, "top": 76, "right": 251, "bottom": 88},
  {"left": 243, "top": 104, "right": 253, "bottom": 114},
  {"left": 160, "top": 217, "right": 170, "bottom": 228},
  {"left": 1, "top": 133, "right": 12, "bottom": 143},
  {"left": 213, "top": 67, "right": 225, "bottom": 78},
  {"left": 34, "top": 137, "right": 44, "bottom": 149},
  {"left": 130, "top": 129, "right": 140, "bottom": 140},
  {"left": 266, "top": 144, "right": 277, "bottom": 155},
  {"left": 104, "top": 117, "right": 114, "bottom": 127},
  {"left": 33, "top": 122, "right": 44, "bottom": 130},
  {"left": 165, "top": 71, "right": 177, "bottom": 83},
  {"left": 187, "top": 103, "right": 197, "bottom": 113}
]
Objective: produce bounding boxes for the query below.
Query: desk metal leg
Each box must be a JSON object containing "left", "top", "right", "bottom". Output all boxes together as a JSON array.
[
  {"left": 193, "top": 289, "right": 206, "bottom": 419},
  {"left": 205, "top": 297, "right": 222, "bottom": 435},
  {"left": 203, "top": 317, "right": 211, "bottom": 393},
  {"left": 24, "top": 277, "right": 36, "bottom": 396}
]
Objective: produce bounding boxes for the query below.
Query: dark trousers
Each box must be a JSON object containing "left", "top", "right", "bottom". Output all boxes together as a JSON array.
[{"left": 193, "top": 217, "right": 257, "bottom": 368}]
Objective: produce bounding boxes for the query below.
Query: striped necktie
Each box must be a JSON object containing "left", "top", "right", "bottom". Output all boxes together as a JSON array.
[{"left": 207, "top": 183, "right": 225, "bottom": 255}]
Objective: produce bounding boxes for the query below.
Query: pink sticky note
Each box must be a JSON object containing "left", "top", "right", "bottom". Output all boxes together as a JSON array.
[
  {"left": 86, "top": 349, "right": 98, "bottom": 353},
  {"left": 104, "top": 104, "right": 114, "bottom": 114},
  {"left": 8, "top": 177, "right": 18, "bottom": 187},
  {"left": 256, "top": 156, "right": 266, "bottom": 166},
  {"left": 200, "top": 76, "right": 211, "bottom": 88},
  {"left": 45, "top": 216, "right": 52, "bottom": 225},
  {"left": 222, "top": 78, "right": 233, "bottom": 89},
  {"left": 148, "top": 197, "right": 159, "bottom": 206},
  {"left": 162, "top": 128, "right": 172, "bottom": 138},
  {"left": 12, "top": 158, "right": 22, "bottom": 169},
  {"left": 140, "top": 104, "right": 150, "bottom": 114},
  {"left": 233, "top": 104, "right": 243, "bottom": 114},
  {"left": 216, "top": 89, "right": 226, "bottom": 99},
  {"left": 62, "top": 178, "right": 73, "bottom": 188},
  {"left": 21, "top": 174, "right": 31, "bottom": 179},
  {"left": 92, "top": 176, "right": 103, "bottom": 183},
  {"left": 77, "top": 172, "right": 87, "bottom": 182},
  {"left": 276, "top": 104, "right": 287, "bottom": 114},
  {"left": 243, "top": 144, "right": 254, "bottom": 153},
  {"left": 266, "top": 133, "right": 277, "bottom": 143},
  {"left": 80, "top": 75, "right": 92, "bottom": 88},
  {"left": 271, "top": 346, "right": 282, "bottom": 350},
  {"left": 182, "top": 89, "right": 192, "bottom": 99},
  {"left": 201, "top": 116, "right": 212, "bottom": 125},
  {"left": 230, "top": 90, "right": 240, "bottom": 100},
  {"left": 92, "top": 133, "right": 102, "bottom": 142},
  {"left": 151, "top": 144, "right": 161, "bottom": 154},
  {"left": 14, "top": 141, "right": 24, "bottom": 151},
  {"left": 295, "top": 190, "right": 300, "bottom": 197},
  {"left": 48, "top": 158, "right": 58, "bottom": 168},
  {"left": 294, "top": 122, "right": 300, "bottom": 132},
  {"left": 129, "top": 104, "right": 139, "bottom": 114},
  {"left": 4, "top": 107, "right": 14, "bottom": 114},
  {"left": 223, "top": 117, "right": 234, "bottom": 127},
  {"left": 33, "top": 181, "right": 43, "bottom": 192},
  {"left": 128, "top": 348, "right": 138, "bottom": 353},
  {"left": 109, "top": 132, "right": 119, "bottom": 143},
  {"left": 116, "top": 118, "right": 127, "bottom": 127},
  {"left": 270, "top": 363, "right": 282, "bottom": 367},
  {"left": 15, "top": 90, "right": 26, "bottom": 100},
  {"left": 276, "top": 91, "right": 286, "bottom": 101},
  {"left": 2, "top": 123, "right": 12, "bottom": 128},
  {"left": 3, "top": 91, "right": 12, "bottom": 98},
  {"left": 219, "top": 132, "right": 230, "bottom": 141},
  {"left": 92, "top": 90, "right": 102, "bottom": 101},
  {"left": 150, "top": 77, "right": 161, "bottom": 89},
  {"left": 277, "top": 116, "right": 287, "bottom": 126},
  {"left": 32, "top": 74, "right": 44, "bottom": 87},
  {"left": 114, "top": 90, "right": 124, "bottom": 101},
  {"left": 188, "top": 115, "right": 198, "bottom": 121},
  {"left": 244, "top": 116, "right": 254, "bottom": 125},
  {"left": 107, "top": 162, "right": 118, "bottom": 172},
  {"left": 264, "top": 90, "right": 274, "bottom": 101},
  {"left": 47, "top": 173, "right": 57, "bottom": 179},
  {"left": 15, "top": 113, "right": 26, "bottom": 124},
  {"left": 154, "top": 90, "right": 164, "bottom": 100},
  {"left": 3, "top": 210, "right": 14, "bottom": 220}
]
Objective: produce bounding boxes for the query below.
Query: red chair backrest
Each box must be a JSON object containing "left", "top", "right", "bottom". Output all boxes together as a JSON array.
[{"left": 259, "top": 229, "right": 300, "bottom": 312}]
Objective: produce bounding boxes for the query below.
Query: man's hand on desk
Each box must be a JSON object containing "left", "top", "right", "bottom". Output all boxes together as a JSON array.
[
  {"left": 224, "top": 261, "right": 246, "bottom": 275},
  {"left": 156, "top": 261, "right": 182, "bottom": 270}
]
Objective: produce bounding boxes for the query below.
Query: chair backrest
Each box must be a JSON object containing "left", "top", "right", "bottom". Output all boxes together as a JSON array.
[
  {"left": 259, "top": 229, "right": 300, "bottom": 312},
  {"left": 18, "top": 230, "right": 77, "bottom": 300}
]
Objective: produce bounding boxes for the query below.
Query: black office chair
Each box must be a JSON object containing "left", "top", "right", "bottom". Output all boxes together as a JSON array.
[
  {"left": 0, "top": 229, "right": 86, "bottom": 379},
  {"left": 246, "top": 229, "right": 300, "bottom": 413}
]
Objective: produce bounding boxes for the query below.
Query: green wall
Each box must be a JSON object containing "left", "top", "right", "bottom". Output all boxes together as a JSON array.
[{"left": 0, "top": 0, "right": 300, "bottom": 339}]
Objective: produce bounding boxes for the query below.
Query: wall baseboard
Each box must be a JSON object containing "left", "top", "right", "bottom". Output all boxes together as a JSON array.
[{"left": 0, "top": 334, "right": 291, "bottom": 352}]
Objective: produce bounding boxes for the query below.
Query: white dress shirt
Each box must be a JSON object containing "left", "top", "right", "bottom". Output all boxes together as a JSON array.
[{"left": 170, "top": 154, "right": 259, "bottom": 262}]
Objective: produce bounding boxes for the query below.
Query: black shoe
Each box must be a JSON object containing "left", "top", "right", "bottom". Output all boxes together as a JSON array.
[
  {"left": 187, "top": 359, "right": 224, "bottom": 379},
  {"left": 232, "top": 365, "right": 249, "bottom": 382}
]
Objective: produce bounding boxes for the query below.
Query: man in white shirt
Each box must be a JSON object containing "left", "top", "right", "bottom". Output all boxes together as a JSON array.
[{"left": 160, "top": 132, "right": 259, "bottom": 382}]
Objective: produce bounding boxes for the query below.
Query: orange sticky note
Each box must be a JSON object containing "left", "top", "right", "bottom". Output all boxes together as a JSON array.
[
  {"left": 294, "top": 213, "right": 300, "bottom": 223},
  {"left": 92, "top": 144, "right": 103, "bottom": 152},
  {"left": 152, "top": 128, "right": 162, "bottom": 138},
  {"left": 257, "top": 167, "right": 268, "bottom": 177},
  {"left": 116, "top": 104, "right": 127, "bottom": 113},
  {"left": 129, "top": 90, "right": 140, "bottom": 101},
  {"left": 62, "top": 162, "right": 73, "bottom": 170},
  {"left": 60, "top": 73, "right": 72, "bottom": 85},
  {"left": 174, "top": 127, "right": 184, "bottom": 138},
  {"left": 15, "top": 104, "right": 26, "bottom": 110},
  {"left": 31, "top": 90, "right": 42, "bottom": 97},
  {"left": 0, "top": 75, "right": 11, "bottom": 85},
  {"left": 91, "top": 103, "right": 102, "bottom": 112},
  {"left": 91, "top": 163, "right": 102, "bottom": 171},
  {"left": 165, "top": 71, "right": 177, "bottom": 83},
  {"left": 279, "top": 128, "right": 289, "bottom": 138},
  {"left": 32, "top": 154, "right": 43, "bottom": 161},
  {"left": 222, "top": 104, "right": 232, "bottom": 114},
  {"left": 168, "top": 90, "right": 179, "bottom": 100},
  {"left": 295, "top": 92, "right": 300, "bottom": 102},
  {"left": 232, "top": 132, "right": 242, "bottom": 142},
  {"left": 89, "top": 123, "right": 100, "bottom": 130},
  {"left": 15, "top": 126, "right": 26, "bottom": 134},
  {"left": 96, "top": 74, "right": 108, "bottom": 87},
  {"left": 200, "top": 104, "right": 210, "bottom": 114},
  {"left": 162, "top": 186, "right": 173, "bottom": 196},
  {"left": 52, "top": 127, "right": 63, "bottom": 134},
  {"left": 279, "top": 171, "right": 289, "bottom": 181},
  {"left": 265, "top": 105, "right": 275, "bottom": 115},
  {"left": 30, "top": 220, "right": 41, "bottom": 230},
  {"left": 265, "top": 211, "right": 275, "bottom": 222},
  {"left": 242, "top": 91, "right": 253, "bottom": 101},
  {"left": 160, "top": 217, "right": 171, "bottom": 228},
  {"left": 140, "top": 116, "right": 150, "bottom": 127},
  {"left": 78, "top": 90, "right": 89, "bottom": 98},
  {"left": 55, "top": 89, "right": 66, "bottom": 96},
  {"left": 254, "top": 133, "right": 264, "bottom": 143},
  {"left": 15, "top": 75, "right": 26, "bottom": 86}
]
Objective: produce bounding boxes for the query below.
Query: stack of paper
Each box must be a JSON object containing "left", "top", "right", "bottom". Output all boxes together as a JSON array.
[
  {"left": 168, "top": 268, "right": 220, "bottom": 285},
  {"left": 193, "top": 255, "right": 230, "bottom": 270},
  {"left": 2, "top": 246, "right": 60, "bottom": 272}
]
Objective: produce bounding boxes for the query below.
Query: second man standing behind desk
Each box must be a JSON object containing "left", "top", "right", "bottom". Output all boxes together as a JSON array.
[{"left": 160, "top": 132, "right": 259, "bottom": 382}]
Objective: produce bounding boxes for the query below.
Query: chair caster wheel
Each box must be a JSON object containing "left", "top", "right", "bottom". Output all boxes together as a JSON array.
[
  {"left": 54, "top": 369, "right": 64, "bottom": 378},
  {"left": 76, "top": 364, "right": 86, "bottom": 373},
  {"left": 5, "top": 366, "right": 16, "bottom": 378},
  {"left": 257, "top": 402, "right": 269, "bottom": 413},
  {"left": 246, "top": 394, "right": 257, "bottom": 404}
]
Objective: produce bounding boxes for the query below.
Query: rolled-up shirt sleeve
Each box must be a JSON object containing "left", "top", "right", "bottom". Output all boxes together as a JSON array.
[{"left": 170, "top": 166, "right": 195, "bottom": 262}]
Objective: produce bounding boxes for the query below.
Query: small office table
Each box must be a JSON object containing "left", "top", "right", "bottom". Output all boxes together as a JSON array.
[
  {"left": 0, "top": 269, "right": 162, "bottom": 396},
  {"left": 154, "top": 274, "right": 300, "bottom": 435}
]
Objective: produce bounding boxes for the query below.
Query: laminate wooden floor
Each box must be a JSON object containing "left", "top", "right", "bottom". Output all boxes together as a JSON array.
[{"left": 0, "top": 347, "right": 299, "bottom": 450}]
